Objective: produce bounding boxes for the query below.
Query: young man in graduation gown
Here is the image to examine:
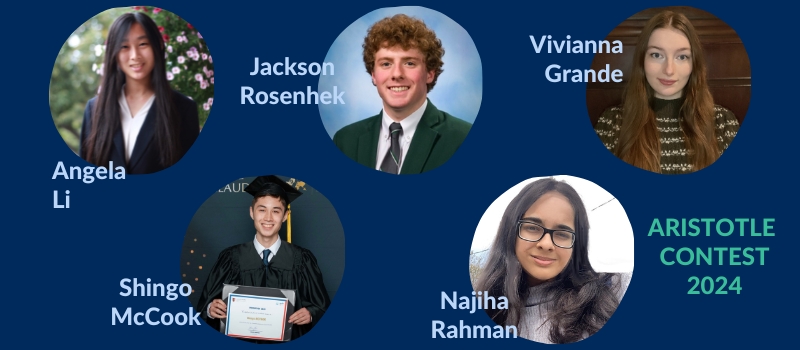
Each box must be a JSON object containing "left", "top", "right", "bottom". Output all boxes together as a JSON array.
[
  {"left": 332, "top": 14, "right": 472, "bottom": 174},
  {"left": 196, "top": 176, "right": 331, "bottom": 341}
]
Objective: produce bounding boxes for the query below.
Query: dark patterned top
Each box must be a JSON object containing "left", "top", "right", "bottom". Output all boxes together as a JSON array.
[{"left": 594, "top": 98, "right": 740, "bottom": 174}]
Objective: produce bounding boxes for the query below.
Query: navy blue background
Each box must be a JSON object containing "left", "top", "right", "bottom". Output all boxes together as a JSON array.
[{"left": 7, "top": 0, "right": 794, "bottom": 347}]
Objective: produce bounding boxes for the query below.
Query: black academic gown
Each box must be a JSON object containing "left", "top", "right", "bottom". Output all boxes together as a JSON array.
[{"left": 196, "top": 240, "right": 331, "bottom": 341}]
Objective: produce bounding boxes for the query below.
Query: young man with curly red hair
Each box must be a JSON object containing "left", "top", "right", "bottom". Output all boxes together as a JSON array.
[{"left": 333, "top": 14, "right": 471, "bottom": 174}]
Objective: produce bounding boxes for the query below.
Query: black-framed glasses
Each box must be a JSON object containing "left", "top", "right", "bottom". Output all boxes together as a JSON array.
[{"left": 517, "top": 220, "right": 576, "bottom": 249}]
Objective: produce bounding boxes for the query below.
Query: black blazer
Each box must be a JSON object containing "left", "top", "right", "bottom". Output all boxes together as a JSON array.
[{"left": 79, "top": 90, "right": 199, "bottom": 174}]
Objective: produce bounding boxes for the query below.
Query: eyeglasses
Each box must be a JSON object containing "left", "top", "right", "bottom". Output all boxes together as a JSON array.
[{"left": 517, "top": 220, "right": 576, "bottom": 249}]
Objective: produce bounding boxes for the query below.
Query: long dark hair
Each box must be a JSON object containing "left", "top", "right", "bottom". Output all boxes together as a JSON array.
[
  {"left": 475, "top": 178, "right": 620, "bottom": 343},
  {"left": 616, "top": 10, "right": 718, "bottom": 172},
  {"left": 84, "top": 12, "right": 181, "bottom": 168}
]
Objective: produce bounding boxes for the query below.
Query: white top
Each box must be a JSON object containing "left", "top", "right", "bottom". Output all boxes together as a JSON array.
[
  {"left": 118, "top": 88, "right": 155, "bottom": 161},
  {"left": 253, "top": 235, "right": 282, "bottom": 262},
  {"left": 518, "top": 272, "right": 632, "bottom": 343},
  {"left": 375, "top": 99, "right": 427, "bottom": 172}
]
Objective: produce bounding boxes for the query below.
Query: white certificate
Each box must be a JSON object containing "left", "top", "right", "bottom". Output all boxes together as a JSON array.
[{"left": 225, "top": 293, "right": 288, "bottom": 341}]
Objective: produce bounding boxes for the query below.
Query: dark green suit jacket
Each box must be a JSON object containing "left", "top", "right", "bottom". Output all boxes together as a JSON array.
[{"left": 333, "top": 101, "right": 472, "bottom": 174}]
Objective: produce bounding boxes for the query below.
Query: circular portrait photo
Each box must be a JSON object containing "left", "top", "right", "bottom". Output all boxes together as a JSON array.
[
  {"left": 319, "top": 6, "right": 482, "bottom": 175},
  {"left": 587, "top": 7, "right": 749, "bottom": 174},
  {"left": 470, "top": 176, "right": 634, "bottom": 344},
  {"left": 181, "top": 175, "right": 345, "bottom": 343},
  {"left": 50, "top": 6, "right": 214, "bottom": 174}
]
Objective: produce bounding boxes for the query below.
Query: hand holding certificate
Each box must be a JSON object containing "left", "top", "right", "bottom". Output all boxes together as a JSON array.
[
  {"left": 287, "top": 307, "right": 312, "bottom": 325},
  {"left": 221, "top": 284, "right": 296, "bottom": 342},
  {"left": 226, "top": 293, "right": 288, "bottom": 341}
]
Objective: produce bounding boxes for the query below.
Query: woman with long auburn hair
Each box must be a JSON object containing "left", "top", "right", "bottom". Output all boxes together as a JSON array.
[
  {"left": 594, "top": 10, "right": 739, "bottom": 174},
  {"left": 80, "top": 12, "right": 199, "bottom": 174},
  {"left": 475, "top": 178, "right": 630, "bottom": 344}
]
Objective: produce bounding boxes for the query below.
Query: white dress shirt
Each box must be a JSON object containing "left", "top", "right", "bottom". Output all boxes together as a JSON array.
[
  {"left": 253, "top": 235, "right": 282, "bottom": 263},
  {"left": 375, "top": 99, "right": 427, "bottom": 172},
  {"left": 118, "top": 88, "right": 155, "bottom": 161}
]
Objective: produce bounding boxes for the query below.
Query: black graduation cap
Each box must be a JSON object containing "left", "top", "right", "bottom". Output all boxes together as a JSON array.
[{"left": 244, "top": 175, "right": 302, "bottom": 204}]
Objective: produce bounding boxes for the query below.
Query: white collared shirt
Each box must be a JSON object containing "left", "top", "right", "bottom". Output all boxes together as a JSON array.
[
  {"left": 375, "top": 99, "right": 427, "bottom": 172},
  {"left": 253, "top": 235, "right": 282, "bottom": 262},
  {"left": 118, "top": 88, "right": 155, "bottom": 161}
]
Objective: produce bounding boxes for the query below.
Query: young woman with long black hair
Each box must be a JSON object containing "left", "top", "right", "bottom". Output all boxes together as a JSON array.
[
  {"left": 80, "top": 12, "right": 198, "bottom": 174},
  {"left": 475, "top": 178, "right": 629, "bottom": 343}
]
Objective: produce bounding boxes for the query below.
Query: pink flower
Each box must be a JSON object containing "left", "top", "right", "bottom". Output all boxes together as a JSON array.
[
  {"left": 200, "top": 80, "right": 208, "bottom": 89},
  {"left": 197, "top": 32, "right": 203, "bottom": 39},
  {"left": 207, "top": 97, "right": 213, "bottom": 106},
  {"left": 208, "top": 56, "right": 213, "bottom": 64},
  {"left": 210, "top": 77, "right": 214, "bottom": 84},
  {"left": 166, "top": 72, "right": 174, "bottom": 81},
  {"left": 172, "top": 67, "right": 180, "bottom": 74},
  {"left": 167, "top": 45, "right": 173, "bottom": 53},
  {"left": 158, "top": 26, "right": 164, "bottom": 33},
  {"left": 203, "top": 103, "right": 209, "bottom": 111},
  {"left": 195, "top": 73, "right": 203, "bottom": 82},
  {"left": 153, "top": 8, "right": 162, "bottom": 14},
  {"left": 202, "top": 53, "right": 208, "bottom": 60},
  {"left": 177, "top": 56, "right": 185, "bottom": 64}
]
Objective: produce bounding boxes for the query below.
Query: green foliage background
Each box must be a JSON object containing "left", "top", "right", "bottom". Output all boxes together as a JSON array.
[{"left": 50, "top": 6, "right": 214, "bottom": 153}]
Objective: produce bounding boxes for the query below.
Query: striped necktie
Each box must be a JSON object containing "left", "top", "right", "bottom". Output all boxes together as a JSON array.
[{"left": 380, "top": 122, "right": 402, "bottom": 174}]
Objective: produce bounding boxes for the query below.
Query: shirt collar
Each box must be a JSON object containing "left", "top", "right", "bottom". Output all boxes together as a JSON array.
[
  {"left": 253, "top": 235, "right": 282, "bottom": 258},
  {"left": 381, "top": 99, "right": 427, "bottom": 136}
]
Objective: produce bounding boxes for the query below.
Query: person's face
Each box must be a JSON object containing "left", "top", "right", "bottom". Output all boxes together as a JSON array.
[
  {"left": 117, "top": 23, "right": 155, "bottom": 84},
  {"left": 249, "top": 196, "right": 288, "bottom": 242},
  {"left": 644, "top": 27, "right": 693, "bottom": 100},
  {"left": 371, "top": 45, "right": 435, "bottom": 120},
  {"left": 515, "top": 191, "right": 575, "bottom": 286}
]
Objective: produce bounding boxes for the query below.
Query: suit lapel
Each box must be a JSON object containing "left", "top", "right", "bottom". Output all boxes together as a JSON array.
[
  {"left": 129, "top": 107, "right": 157, "bottom": 169},
  {"left": 401, "top": 101, "right": 440, "bottom": 174},
  {"left": 112, "top": 128, "right": 126, "bottom": 166},
  {"left": 357, "top": 115, "right": 381, "bottom": 168}
]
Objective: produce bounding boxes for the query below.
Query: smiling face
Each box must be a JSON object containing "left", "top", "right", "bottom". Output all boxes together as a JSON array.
[
  {"left": 249, "top": 195, "right": 288, "bottom": 246},
  {"left": 644, "top": 27, "right": 693, "bottom": 100},
  {"left": 371, "top": 45, "right": 435, "bottom": 121},
  {"left": 515, "top": 191, "right": 575, "bottom": 286},
  {"left": 116, "top": 22, "right": 155, "bottom": 85}
]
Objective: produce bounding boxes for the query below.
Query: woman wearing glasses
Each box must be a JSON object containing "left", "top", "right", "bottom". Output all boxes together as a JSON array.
[{"left": 475, "top": 178, "right": 629, "bottom": 344}]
